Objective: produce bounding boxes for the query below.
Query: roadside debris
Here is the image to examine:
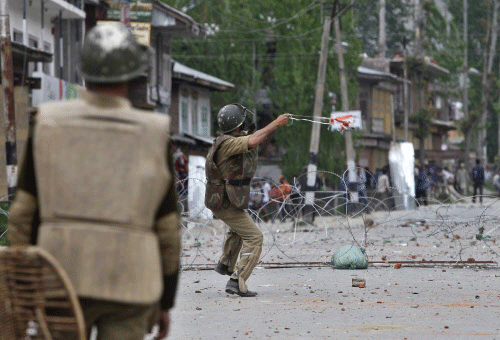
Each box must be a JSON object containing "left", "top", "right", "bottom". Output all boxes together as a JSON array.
[
  {"left": 352, "top": 278, "right": 366, "bottom": 288},
  {"left": 331, "top": 245, "right": 369, "bottom": 269}
]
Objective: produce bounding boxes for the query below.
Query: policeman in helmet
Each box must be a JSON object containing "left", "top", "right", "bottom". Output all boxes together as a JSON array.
[
  {"left": 205, "top": 103, "right": 289, "bottom": 296},
  {"left": 8, "top": 23, "right": 179, "bottom": 339}
]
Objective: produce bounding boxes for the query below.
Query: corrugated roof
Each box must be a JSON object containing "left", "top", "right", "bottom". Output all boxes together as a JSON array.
[
  {"left": 172, "top": 61, "right": 234, "bottom": 91},
  {"left": 358, "top": 66, "right": 394, "bottom": 77}
]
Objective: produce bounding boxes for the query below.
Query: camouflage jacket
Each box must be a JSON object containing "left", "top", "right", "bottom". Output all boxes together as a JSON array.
[{"left": 205, "top": 132, "right": 257, "bottom": 210}]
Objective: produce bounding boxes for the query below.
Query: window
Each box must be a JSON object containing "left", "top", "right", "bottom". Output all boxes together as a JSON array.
[
  {"left": 13, "top": 30, "right": 23, "bottom": 44},
  {"left": 201, "top": 102, "right": 210, "bottom": 136},
  {"left": 43, "top": 42, "right": 51, "bottom": 75},
  {"left": 179, "top": 89, "right": 211, "bottom": 136},
  {"left": 180, "top": 95, "right": 189, "bottom": 134},
  {"left": 28, "top": 36, "right": 39, "bottom": 74},
  {"left": 191, "top": 93, "right": 199, "bottom": 134}
]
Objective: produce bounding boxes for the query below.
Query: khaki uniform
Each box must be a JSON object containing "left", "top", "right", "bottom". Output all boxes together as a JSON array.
[
  {"left": 8, "top": 90, "right": 180, "bottom": 339},
  {"left": 205, "top": 133, "right": 263, "bottom": 293}
]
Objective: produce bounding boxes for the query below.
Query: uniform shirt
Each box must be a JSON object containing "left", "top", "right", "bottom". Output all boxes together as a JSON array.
[
  {"left": 215, "top": 134, "right": 252, "bottom": 180},
  {"left": 10, "top": 91, "right": 180, "bottom": 310}
]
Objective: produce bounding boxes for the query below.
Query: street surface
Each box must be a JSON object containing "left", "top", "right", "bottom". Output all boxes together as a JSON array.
[{"left": 159, "top": 196, "right": 500, "bottom": 339}]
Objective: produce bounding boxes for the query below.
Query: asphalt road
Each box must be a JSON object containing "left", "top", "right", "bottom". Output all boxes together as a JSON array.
[
  {"left": 166, "top": 265, "right": 499, "bottom": 340},
  {"left": 160, "top": 199, "right": 500, "bottom": 340}
]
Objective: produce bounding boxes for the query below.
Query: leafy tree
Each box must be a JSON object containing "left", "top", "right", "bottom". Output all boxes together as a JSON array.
[
  {"left": 448, "top": 0, "right": 500, "bottom": 165},
  {"left": 409, "top": 107, "right": 434, "bottom": 164},
  {"left": 165, "top": 0, "right": 362, "bottom": 180},
  {"left": 354, "top": 0, "right": 413, "bottom": 57}
]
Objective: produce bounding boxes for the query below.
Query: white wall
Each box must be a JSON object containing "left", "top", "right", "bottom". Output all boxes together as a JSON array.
[{"left": 8, "top": 0, "right": 57, "bottom": 76}]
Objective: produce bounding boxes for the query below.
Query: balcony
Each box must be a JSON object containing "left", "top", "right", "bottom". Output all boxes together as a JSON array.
[{"left": 29, "top": 0, "right": 85, "bottom": 20}]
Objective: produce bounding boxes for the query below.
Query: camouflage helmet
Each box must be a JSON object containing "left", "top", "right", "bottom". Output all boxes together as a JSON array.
[
  {"left": 79, "top": 23, "right": 148, "bottom": 83},
  {"left": 217, "top": 103, "right": 251, "bottom": 133}
]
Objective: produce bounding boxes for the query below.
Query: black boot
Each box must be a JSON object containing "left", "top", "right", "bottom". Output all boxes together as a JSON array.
[
  {"left": 214, "top": 261, "right": 233, "bottom": 276},
  {"left": 225, "top": 279, "right": 258, "bottom": 297}
]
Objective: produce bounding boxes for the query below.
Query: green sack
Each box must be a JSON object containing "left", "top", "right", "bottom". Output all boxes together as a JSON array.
[{"left": 331, "top": 245, "right": 368, "bottom": 269}]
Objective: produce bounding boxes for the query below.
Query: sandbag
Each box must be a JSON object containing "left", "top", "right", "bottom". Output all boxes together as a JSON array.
[{"left": 331, "top": 245, "right": 368, "bottom": 269}]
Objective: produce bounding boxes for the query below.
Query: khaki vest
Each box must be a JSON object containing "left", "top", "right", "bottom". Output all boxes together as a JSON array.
[
  {"left": 205, "top": 133, "right": 257, "bottom": 210},
  {"left": 34, "top": 90, "right": 171, "bottom": 304}
]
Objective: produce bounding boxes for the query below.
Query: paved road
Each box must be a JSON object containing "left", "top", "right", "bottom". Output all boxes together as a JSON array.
[
  {"left": 158, "top": 200, "right": 500, "bottom": 339},
  {"left": 166, "top": 265, "right": 499, "bottom": 339}
]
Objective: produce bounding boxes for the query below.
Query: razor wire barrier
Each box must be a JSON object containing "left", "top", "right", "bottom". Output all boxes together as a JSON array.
[
  {"left": 178, "top": 169, "right": 500, "bottom": 270},
  {"left": 0, "top": 172, "right": 498, "bottom": 269}
]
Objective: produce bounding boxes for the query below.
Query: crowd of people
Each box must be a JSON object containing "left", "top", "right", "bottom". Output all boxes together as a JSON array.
[{"left": 246, "top": 159, "right": 499, "bottom": 220}]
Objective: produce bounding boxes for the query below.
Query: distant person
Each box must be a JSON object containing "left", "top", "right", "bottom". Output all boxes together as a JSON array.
[
  {"left": 456, "top": 162, "right": 468, "bottom": 195},
  {"left": 339, "top": 171, "right": 350, "bottom": 214},
  {"left": 174, "top": 146, "right": 189, "bottom": 195},
  {"left": 357, "top": 167, "right": 369, "bottom": 213},
  {"left": 269, "top": 175, "right": 292, "bottom": 222},
  {"left": 416, "top": 164, "right": 431, "bottom": 206},
  {"left": 493, "top": 170, "right": 500, "bottom": 196},
  {"left": 375, "top": 168, "right": 390, "bottom": 209},
  {"left": 249, "top": 181, "right": 263, "bottom": 220},
  {"left": 260, "top": 179, "right": 272, "bottom": 222},
  {"left": 472, "top": 159, "right": 485, "bottom": 204}
]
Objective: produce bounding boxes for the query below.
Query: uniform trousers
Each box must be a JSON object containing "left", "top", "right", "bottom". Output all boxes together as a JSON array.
[
  {"left": 212, "top": 198, "right": 263, "bottom": 280},
  {"left": 80, "top": 298, "right": 158, "bottom": 340}
]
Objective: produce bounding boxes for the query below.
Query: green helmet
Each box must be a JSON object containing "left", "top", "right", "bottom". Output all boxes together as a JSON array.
[
  {"left": 79, "top": 23, "right": 148, "bottom": 83},
  {"left": 217, "top": 103, "right": 251, "bottom": 133}
]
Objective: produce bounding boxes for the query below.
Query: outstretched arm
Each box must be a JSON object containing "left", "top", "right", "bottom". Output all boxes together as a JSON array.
[{"left": 248, "top": 114, "right": 290, "bottom": 149}]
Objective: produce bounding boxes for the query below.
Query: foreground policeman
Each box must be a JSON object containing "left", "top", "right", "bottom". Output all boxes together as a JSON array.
[
  {"left": 8, "top": 23, "right": 180, "bottom": 339},
  {"left": 205, "top": 104, "right": 289, "bottom": 296}
]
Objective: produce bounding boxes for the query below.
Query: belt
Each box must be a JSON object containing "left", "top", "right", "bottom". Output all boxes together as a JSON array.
[{"left": 225, "top": 178, "right": 252, "bottom": 186}]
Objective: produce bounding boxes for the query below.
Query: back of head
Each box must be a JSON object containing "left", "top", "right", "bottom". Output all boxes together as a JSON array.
[{"left": 79, "top": 23, "right": 148, "bottom": 84}]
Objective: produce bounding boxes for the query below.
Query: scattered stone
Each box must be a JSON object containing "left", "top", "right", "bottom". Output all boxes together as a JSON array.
[
  {"left": 411, "top": 305, "right": 419, "bottom": 308},
  {"left": 194, "top": 280, "right": 200, "bottom": 283},
  {"left": 195, "top": 290, "right": 201, "bottom": 293},
  {"left": 196, "top": 307, "right": 202, "bottom": 310},
  {"left": 352, "top": 278, "right": 366, "bottom": 287}
]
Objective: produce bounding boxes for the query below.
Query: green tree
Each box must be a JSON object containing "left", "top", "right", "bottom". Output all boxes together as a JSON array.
[
  {"left": 166, "top": 0, "right": 362, "bottom": 179},
  {"left": 410, "top": 107, "right": 434, "bottom": 165},
  {"left": 354, "top": 0, "right": 413, "bottom": 57},
  {"left": 449, "top": 0, "right": 500, "bottom": 164}
]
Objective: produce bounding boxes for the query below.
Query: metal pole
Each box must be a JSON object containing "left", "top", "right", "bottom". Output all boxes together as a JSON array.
[
  {"left": 59, "top": 10, "right": 63, "bottom": 80},
  {"left": 0, "top": 0, "right": 18, "bottom": 200},
  {"left": 252, "top": 41, "right": 257, "bottom": 126},
  {"left": 463, "top": 0, "right": 468, "bottom": 119},
  {"left": 40, "top": 0, "right": 45, "bottom": 73},
  {"left": 303, "top": 10, "right": 333, "bottom": 223},
  {"left": 403, "top": 37, "right": 409, "bottom": 141},
  {"left": 334, "top": 14, "right": 357, "bottom": 189}
]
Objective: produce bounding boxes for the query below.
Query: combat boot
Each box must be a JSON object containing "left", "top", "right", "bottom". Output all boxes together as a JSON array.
[
  {"left": 214, "top": 261, "right": 233, "bottom": 276},
  {"left": 225, "top": 279, "right": 258, "bottom": 297}
]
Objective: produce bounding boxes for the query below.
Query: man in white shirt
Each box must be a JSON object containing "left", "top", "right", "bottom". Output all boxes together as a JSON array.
[{"left": 375, "top": 168, "right": 390, "bottom": 210}]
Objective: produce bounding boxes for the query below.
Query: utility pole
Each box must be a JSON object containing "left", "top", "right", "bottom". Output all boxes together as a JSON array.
[
  {"left": 403, "top": 36, "right": 409, "bottom": 142},
  {"left": 303, "top": 5, "right": 333, "bottom": 223},
  {"left": 462, "top": 0, "right": 469, "bottom": 169},
  {"left": 334, "top": 8, "right": 357, "bottom": 197},
  {"left": 0, "top": 0, "right": 18, "bottom": 201},
  {"left": 378, "top": 0, "right": 386, "bottom": 57}
]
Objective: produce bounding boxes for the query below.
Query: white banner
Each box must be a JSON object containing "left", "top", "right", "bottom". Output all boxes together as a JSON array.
[
  {"left": 330, "top": 110, "right": 362, "bottom": 131},
  {"left": 188, "top": 155, "right": 213, "bottom": 220}
]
